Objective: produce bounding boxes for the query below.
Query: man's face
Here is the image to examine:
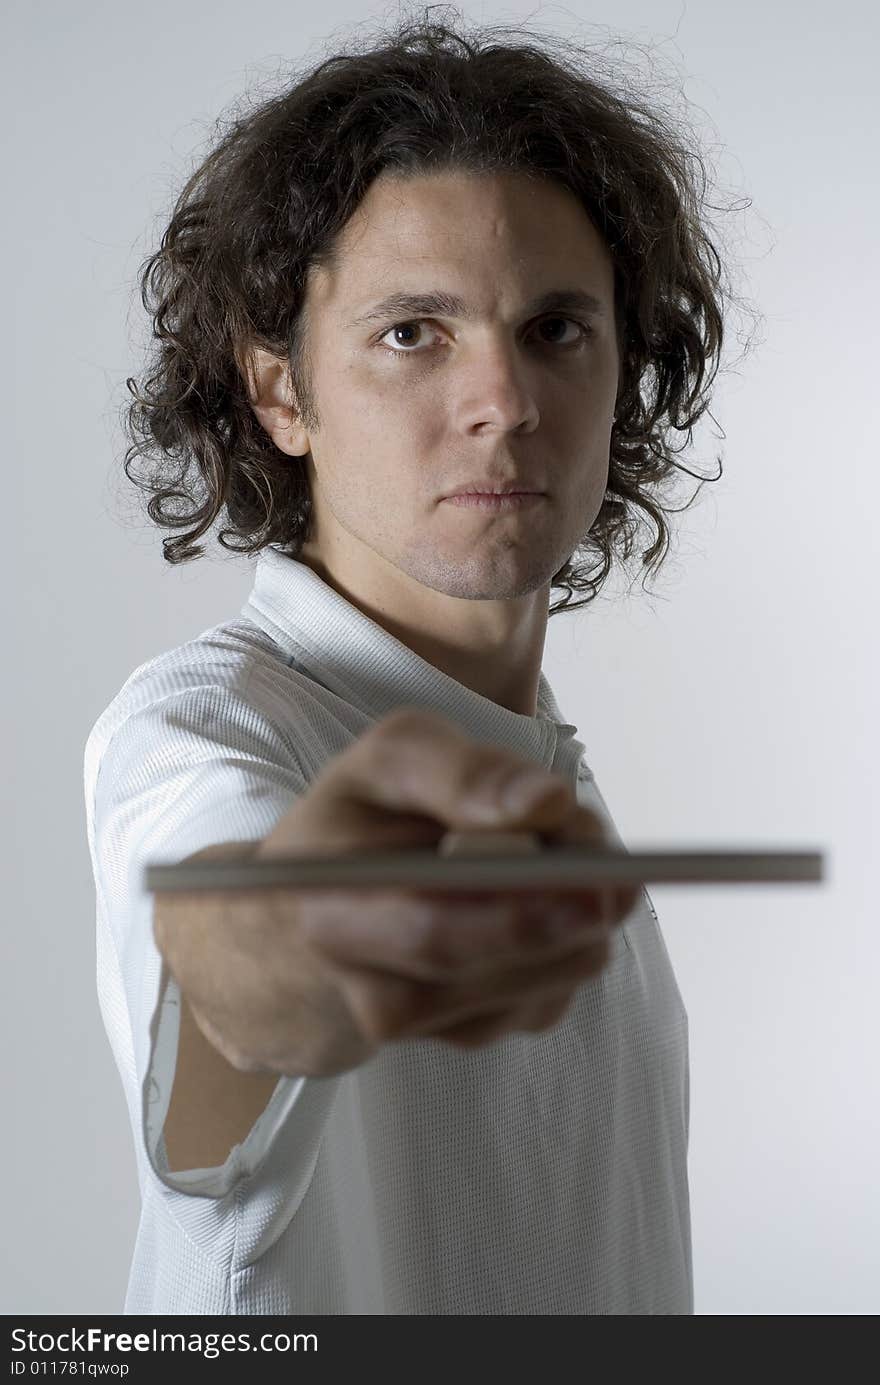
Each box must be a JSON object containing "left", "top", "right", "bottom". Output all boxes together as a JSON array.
[{"left": 291, "top": 169, "right": 620, "bottom": 604}]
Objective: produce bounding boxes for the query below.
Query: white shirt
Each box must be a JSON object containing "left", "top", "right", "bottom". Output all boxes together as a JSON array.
[{"left": 83, "top": 547, "right": 692, "bottom": 1314}]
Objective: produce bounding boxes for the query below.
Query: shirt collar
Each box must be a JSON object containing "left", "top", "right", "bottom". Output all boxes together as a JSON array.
[{"left": 241, "top": 546, "right": 586, "bottom": 774}]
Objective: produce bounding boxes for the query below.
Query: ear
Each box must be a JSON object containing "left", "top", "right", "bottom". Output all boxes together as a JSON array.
[{"left": 237, "top": 345, "right": 311, "bottom": 457}]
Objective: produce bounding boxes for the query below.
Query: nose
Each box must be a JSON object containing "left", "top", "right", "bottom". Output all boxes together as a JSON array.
[{"left": 456, "top": 337, "right": 541, "bottom": 435}]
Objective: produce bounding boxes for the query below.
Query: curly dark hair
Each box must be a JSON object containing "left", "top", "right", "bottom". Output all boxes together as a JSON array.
[{"left": 121, "top": 5, "right": 761, "bottom": 615}]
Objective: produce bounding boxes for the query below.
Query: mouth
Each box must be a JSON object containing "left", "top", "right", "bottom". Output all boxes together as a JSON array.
[{"left": 441, "top": 492, "right": 546, "bottom": 512}]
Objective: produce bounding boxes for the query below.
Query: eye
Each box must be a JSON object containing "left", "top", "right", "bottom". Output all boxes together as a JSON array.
[
  {"left": 375, "top": 316, "right": 593, "bottom": 358},
  {"left": 377, "top": 321, "right": 443, "bottom": 354},
  {"left": 534, "top": 316, "right": 593, "bottom": 346}
]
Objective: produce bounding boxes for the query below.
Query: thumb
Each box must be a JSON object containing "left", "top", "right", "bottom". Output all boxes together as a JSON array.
[{"left": 317, "top": 707, "right": 601, "bottom": 842}]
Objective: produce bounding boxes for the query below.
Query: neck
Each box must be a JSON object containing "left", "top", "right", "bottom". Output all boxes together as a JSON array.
[{"left": 299, "top": 548, "right": 549, "bottom": 717}]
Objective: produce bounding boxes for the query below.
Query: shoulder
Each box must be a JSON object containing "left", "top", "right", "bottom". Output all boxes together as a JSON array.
[{"left": 84, "top": 618, "right": 294, "bottom": 782}]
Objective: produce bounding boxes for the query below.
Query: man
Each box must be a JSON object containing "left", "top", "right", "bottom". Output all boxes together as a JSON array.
[{"left": 84, "top": 167, "right": 691, "bottom": 1316}]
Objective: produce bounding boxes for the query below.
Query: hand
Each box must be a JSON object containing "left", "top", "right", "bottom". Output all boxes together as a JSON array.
[{"left": 159, "top": 708, "right": 638, "bottom": 1076}]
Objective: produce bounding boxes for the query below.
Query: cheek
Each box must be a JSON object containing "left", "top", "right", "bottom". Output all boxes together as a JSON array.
[
  {"left": 562, "top": 442, "right": 611, "bottom": 532},
  {"left": 339, "top": 378, "right": 438, "bottom": 463},
  {"left": 561, "top": 421, "right": 609, "bottom": 481}
]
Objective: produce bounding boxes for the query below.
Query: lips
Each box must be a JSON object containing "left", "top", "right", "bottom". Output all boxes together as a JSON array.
[
  {"left": 442, "top": 492, "right": 545, "bottom": 511},
  {"left": 444, "top": 482, "right": 543, "bottom": 497}
]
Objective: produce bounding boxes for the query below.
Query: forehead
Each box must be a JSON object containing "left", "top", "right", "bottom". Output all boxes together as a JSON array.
[{"left": 308, "top": 170, "right": 613, "bottom": 305}]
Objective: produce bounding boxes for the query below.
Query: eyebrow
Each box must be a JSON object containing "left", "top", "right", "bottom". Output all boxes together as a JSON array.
[{"left": 349, "top": 288, "right": 608, "bottom": 327}]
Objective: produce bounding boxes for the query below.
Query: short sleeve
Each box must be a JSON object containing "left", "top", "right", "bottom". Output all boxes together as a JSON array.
[{"left": 86, "top": 676, "right": 343, "bottom": 1249}]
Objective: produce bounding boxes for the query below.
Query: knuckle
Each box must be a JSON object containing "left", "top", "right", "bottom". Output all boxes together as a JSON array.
[
  {"left": 361, "top": 711, "right": 549, "bottom": 816},
  {"left": 225, "top": 1045, "right": 265, "bottom": 1073},
  {"left": 453, "top": 748, "right": 545, "bottom": 809},
  {"left": 205, "top": 1025, "right": 257, "bottom": 1071},
  {"left": 190, "top": 1007, "right": 258, "bottom": 1069},
  {"left": 376, "top": 712, "right": 528, "bottom": 799},
  {"left": 454, "top": 755, "right": 512, "bottom": 803},
  {"left": 359, "top": 710, "right": 459, "bottom": 791}
]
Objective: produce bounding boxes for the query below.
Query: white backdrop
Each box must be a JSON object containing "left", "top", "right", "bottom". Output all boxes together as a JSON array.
[{"left": 3, "top": 0, "right": 877, "bottom": 1314}]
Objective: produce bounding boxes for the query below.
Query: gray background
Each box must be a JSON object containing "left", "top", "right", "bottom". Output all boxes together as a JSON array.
[{"left": 4, "top": 0, "right": 877, "bottom": 1314}]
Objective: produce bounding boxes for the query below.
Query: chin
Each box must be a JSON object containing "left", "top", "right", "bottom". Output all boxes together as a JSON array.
[{"left": 396, "top": 545, "right": 565, "bottom": 602}]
